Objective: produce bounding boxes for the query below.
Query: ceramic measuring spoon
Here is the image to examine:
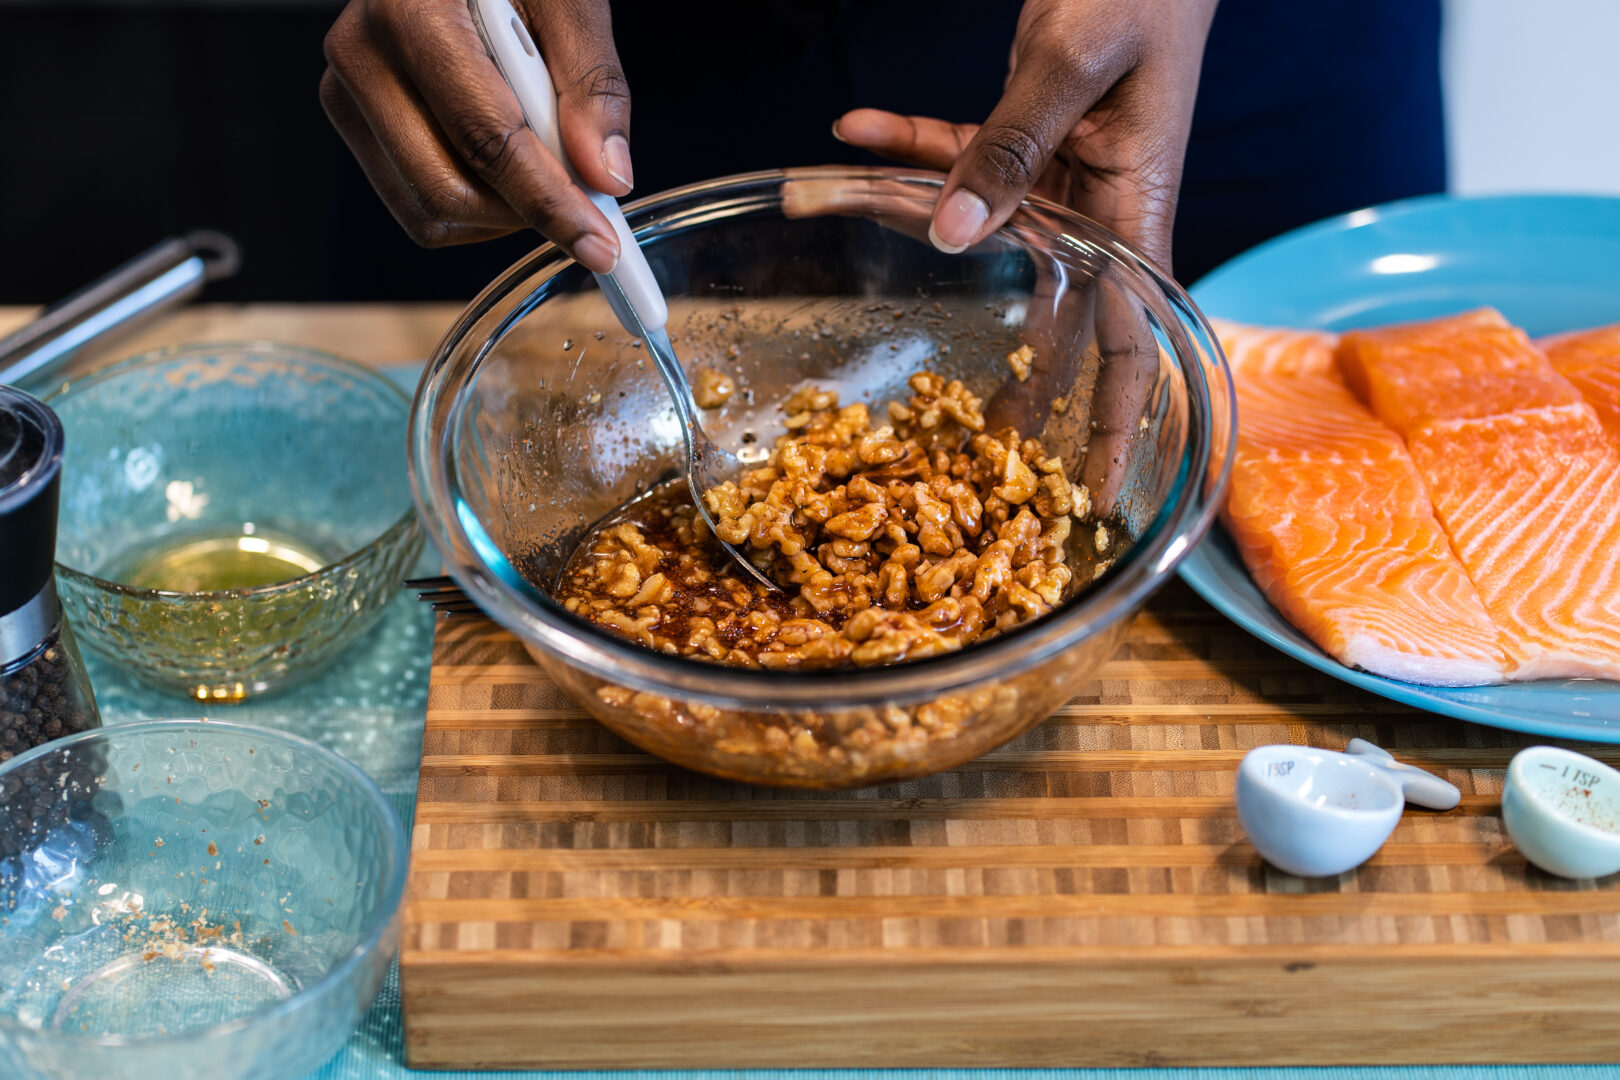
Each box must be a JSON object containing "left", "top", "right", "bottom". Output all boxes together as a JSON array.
[
  {"left": 1235, "top": 739, "right": 1460, "bottom": 877},
  {"left": 469, "top": 0, "right": 779, "bottom": 594},
  {"left": 1503, "top": 746, "right": 1620, "bottom": 879}
]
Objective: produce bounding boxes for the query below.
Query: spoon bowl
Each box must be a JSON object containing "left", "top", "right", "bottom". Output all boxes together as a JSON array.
[
  {"left": 601, "top": 297, "right": 779, "bottom": 595},
  {"left": 1503, "top": 746, "right": 1620, "bottom": 879},
  {"left": 1236, "top": 739, "right": 1460, "bottom": 877},
  {"left": 1236, "top": 745, "right": 1403, "bottom": 877}
]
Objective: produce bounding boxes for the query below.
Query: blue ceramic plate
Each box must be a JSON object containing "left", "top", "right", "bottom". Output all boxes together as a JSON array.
[{"left": 1182, "top": 193, "right": 1620, "bottom": 740}]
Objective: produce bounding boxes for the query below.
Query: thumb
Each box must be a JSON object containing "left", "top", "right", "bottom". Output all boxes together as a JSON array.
[
  {"left": 928, "top": 46, "right": 1118, "bottom": 253},
  {"left": 523, "top": 0, "right": 634, "bottom": 197}
]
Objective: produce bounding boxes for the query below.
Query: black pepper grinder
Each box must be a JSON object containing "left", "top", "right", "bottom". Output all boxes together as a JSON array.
[{"left": 0, "top": 386, "right": 100, "bottom": 762}]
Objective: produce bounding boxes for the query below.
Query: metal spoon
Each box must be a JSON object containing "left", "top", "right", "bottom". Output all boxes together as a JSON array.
[
  {"left": 470, "top": 0, "right": 778, "bottom": 593},
  {"left": 597, "top": 285, "right": 777, "bottom": 594}
]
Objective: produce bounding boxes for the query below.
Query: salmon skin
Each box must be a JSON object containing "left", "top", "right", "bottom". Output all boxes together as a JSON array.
[
  {"left": 1215, "top": 321, "right": 1510, "bottom": 686},
  {"left": 1540, "top": 324, "right": 1620, "bottom": 443},
  {"left": 1338, "top": 310, "right": 1620, "bottom": 682}
]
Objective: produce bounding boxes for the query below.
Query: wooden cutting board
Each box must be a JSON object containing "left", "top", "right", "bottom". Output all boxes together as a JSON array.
[{"left": 401, "top": 580, "right": 1620, "bottom": 1070}]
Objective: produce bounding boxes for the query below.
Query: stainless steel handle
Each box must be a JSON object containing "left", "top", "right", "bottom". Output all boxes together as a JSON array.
[{"left": 0, "top": 230, "right": 241, "bottom": 391}]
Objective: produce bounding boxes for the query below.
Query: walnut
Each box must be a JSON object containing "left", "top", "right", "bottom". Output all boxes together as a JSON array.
[
  {"left": 692, "top": 367, "right": 736, "bottom": 408},
  {"left": 554, "top": 368, "right": 1113, "bottom": 674},
  {"left": 1071, "top": 482, "right": 1094, "bottom": 521},
  {"left": 1006, "top": 343, "right": 1034, "bottom": 382}
]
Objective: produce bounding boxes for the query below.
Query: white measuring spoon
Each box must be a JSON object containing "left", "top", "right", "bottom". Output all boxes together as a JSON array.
[
  {"left": 1235, "top": 738, "right": 1460, "bottom": 877},
  {"left": 468, "top": 0, "right": 779, "bottom": 594},
  {"left": 1503, "top": 746, "right": 1620, "bottom": 879}
]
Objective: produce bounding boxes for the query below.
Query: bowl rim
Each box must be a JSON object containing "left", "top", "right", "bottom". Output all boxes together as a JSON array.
[
  {"left": 412, "top": 165, "right": 1237, "bottom": 708},
  {"left": 0, "top": 717, "right": 410, "bottom": 1050},
  {"left": 45, "top": 341, "right": 421, "bottom": 601},
  {"left": 1238, "top": 746, "right": 1404, "bottom": 821}
]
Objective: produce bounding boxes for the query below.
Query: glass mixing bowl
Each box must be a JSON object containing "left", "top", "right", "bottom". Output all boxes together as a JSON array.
[
  {"left": 412, "top": 167, "right": 1234, "bottom": 789},
  {"left": 48, "top": 344, "right": 424, "bottom": 702},
  {"left": 0, "top": 719, "right": 407, "bottom": 1080}
]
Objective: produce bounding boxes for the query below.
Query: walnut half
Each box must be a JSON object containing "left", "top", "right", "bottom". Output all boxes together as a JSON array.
[{"left": 692, "top": 367, "right": 736, "bottom": 408}]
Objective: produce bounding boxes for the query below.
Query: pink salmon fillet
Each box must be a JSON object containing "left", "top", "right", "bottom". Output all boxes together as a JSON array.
[
  {"left": 1215, "top": 320, "right": 1509, "bottom": 685},
  {"left": 1338, "top": 310, "right": 1620, "bottom": 681},
  {"left": 1540, "top": 324, "right": 1620, "bottom": 443}
]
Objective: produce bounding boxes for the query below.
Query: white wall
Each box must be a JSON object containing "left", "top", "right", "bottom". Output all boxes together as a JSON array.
[{"left": 1443, "top": 0, "right": 1620, "bottom": 195}]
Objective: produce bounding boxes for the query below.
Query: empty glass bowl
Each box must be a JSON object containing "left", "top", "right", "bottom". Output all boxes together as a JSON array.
[
  {"left": 413, "top": 167, "right": 1235, "bottom": 788},
  {"left": 0, "top": 719, "right": 407, "bottom": 1080},
  {"left": 48, "top": 344, "right": 423, "bottom": 702}
]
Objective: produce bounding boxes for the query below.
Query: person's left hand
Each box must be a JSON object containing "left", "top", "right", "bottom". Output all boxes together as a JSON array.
[{"left": 833, "top": 0, "right": 1217, "bottom": 274}]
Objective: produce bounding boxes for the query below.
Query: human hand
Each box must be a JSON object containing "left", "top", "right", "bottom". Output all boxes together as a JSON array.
[
  {"left": 833, "top": 0, "right": 1216, "bottom": 273},
  {"left": 319, "top": 0, "right": 633, "bottom": 271}
]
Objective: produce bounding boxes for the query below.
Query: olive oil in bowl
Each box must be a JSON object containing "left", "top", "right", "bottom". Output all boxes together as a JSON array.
[{"left": 106, "top": 525, "right": 338, "bottom": 592}]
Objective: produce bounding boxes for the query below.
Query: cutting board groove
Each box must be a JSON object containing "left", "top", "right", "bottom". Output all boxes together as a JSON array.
[{"left": 402, "top": 581, "right": 1620, "bottom": 1070}]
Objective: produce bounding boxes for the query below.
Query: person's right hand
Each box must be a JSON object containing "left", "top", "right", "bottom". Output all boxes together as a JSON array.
[
  {"left": 833, "top": 0, "right": 1216, "bottom": 275},
  {"left": 319, "top": 0, "right": 632, "bottom": 271}
]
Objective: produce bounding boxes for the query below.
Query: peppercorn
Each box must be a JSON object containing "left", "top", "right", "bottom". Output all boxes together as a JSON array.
[{"left": 0, "top": 626, "right": 99, "bottom": 764}]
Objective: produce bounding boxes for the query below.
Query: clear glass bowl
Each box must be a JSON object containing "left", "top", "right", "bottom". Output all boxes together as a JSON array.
[
  {"left": 48, "top": 344, "right": 424, "bottom": 702},
  {"left": 413, "top": 167, "right": 1235, "bottom": 789},
  {"left": 0, "top": 719, "right": 407, "bottom": 1080}
]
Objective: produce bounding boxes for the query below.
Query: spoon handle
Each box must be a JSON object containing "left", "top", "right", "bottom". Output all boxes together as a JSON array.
[
  {"left": 469, "top": 0, "right": 668, "bottom": 335},
  {"left": 1346, "top": 738, "right": 1461, "bottom": 811}
]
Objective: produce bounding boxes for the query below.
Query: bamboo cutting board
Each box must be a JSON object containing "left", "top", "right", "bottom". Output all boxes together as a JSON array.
[{"left": 401, "top": 581, "right": 1620, "bottom": 1070}]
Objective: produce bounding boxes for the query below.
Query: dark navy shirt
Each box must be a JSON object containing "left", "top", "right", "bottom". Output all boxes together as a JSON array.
[
  {"left": 0, "top": 0, "right": 1444, "bottom": 299},
  {"left": 611, "top": 0, "right": 1445, "bottom": 285}
]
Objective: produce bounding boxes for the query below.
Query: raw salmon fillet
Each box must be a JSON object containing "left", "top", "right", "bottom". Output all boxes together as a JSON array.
[
  {"left": 1338, "top": 310, "right": 1620, "bottom": 681},
  {"left": 1336, "top": 308, "right": 1583, "bottom": 437},
  {"left": 1217, "top": 322, "right": 1509, "bottom": 685},
  {"left": 1541, "top": 324, "right": 1620, "bottom": 441},
  {"left": 1215, "top": 320, "right": 1338, "bottom": 378}
]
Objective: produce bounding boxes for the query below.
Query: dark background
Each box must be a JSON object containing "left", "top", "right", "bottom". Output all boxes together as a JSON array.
[{"left": 0, "top": 0, "right": 1444, "bottom": 304}]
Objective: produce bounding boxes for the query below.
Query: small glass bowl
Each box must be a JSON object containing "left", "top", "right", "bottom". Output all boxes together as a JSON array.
[
  {"left": 47, "top": 344, "right": 423, "bottom": 702},
  {"left": 0, "top": 719, "right": 407, "bottom": 1080}
]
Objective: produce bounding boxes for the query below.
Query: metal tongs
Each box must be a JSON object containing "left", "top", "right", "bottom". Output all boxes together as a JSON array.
[
  {"left": 467, "top": 0, "right": 778, "bottom": 594},
  {"left": 0, "top": 230, "right": 240, "bottom": 392}
]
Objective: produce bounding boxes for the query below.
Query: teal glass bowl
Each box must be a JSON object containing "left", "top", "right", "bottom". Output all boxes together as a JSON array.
[
  {"left": 47, "top": 344, "right": 423, "bottom": 702},
  {"left": 0, "top": 719, "right": 407, "bottom": 1080}
]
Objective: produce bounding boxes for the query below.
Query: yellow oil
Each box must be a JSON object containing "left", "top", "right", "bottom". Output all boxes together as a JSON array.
[{"left": 108, "top": 526, "right": 332, "bottom": 592}]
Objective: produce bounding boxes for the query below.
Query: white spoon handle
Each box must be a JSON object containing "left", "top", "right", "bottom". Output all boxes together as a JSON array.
[
  {"left": 1346, "top": 738, "right": 1461, "bottom": 810},
  {"left": 468, "top": 0, "right": 669, "bottom": 335}
]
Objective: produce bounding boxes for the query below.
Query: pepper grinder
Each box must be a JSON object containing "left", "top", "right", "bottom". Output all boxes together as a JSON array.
[{"left": 0, "top": 386, "right": 100, "bottom": 762}]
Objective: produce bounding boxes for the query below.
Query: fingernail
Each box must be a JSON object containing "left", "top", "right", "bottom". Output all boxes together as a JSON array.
[
  {"left": 602, "top": 134, "right": 633, "bottom": 193},
  {"left": 574, "top": 233, "right": 618, "bottom": 274},
  {"left": 929, "top": 189, "right": 988, "bottom": 254},
  {"left": 830, "top": 119, "right": 847, "bottom": 144}
]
